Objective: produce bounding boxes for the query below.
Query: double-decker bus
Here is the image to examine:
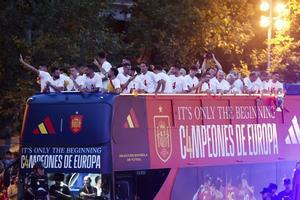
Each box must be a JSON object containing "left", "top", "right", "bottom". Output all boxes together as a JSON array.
[{"left": 19, "top": 89, "right": 300, "bottom": 199}]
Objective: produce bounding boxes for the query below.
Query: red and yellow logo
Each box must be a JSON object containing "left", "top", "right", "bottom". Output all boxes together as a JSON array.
[
  {"left": 33, "top": 117, "right": 56, "bottom": 135},
  {"left": 154, "top": 115, "right": 172, "bottom": 163},
  {"left": 123, "top": 108, "right": 140, "bottom": 128},
  {"left": 70, "top": 115, "right": 83, "bottom": 134}
]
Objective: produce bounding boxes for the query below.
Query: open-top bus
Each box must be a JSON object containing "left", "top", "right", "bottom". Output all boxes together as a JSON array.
[{"left": 19, "top": 88, "right": 300, "bottom": 199}]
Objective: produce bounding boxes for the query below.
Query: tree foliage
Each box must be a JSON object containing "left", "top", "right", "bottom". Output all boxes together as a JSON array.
[
  {"left": 0, "top": 0, "right": 127, "bottom": 137},
  {"left": 249, "top": 0, "right": 300, "bottom": 82},
  {"left": 126, "top": 0, "right": 255, "bottom": 66}
]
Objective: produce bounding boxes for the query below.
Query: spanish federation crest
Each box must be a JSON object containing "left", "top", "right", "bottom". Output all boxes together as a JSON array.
[
  {"left": 70, "top": 115, "right": 83, "bottom": 134},
  {"left": 154, "top": 116, "right": 172, "bottom": 163}
]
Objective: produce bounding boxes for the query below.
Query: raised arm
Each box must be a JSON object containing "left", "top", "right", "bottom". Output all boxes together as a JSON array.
[
  {"left": 94, "top": 59, "right": 108, "bottom": 78},
  {"left": 212, "top": 54, "right": 223, "bottom": 70},
  {"left": 19, "top": 54, "right": 39, "bottom": 74},
  {"left": 201, "top": 57, "right": 208, "bottom": 73}
]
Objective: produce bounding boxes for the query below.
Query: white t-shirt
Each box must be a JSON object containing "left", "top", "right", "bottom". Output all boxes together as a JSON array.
[
  {"left": 169, "top": 75, "right": 185, "bottom": 93},
  {"left": 60, "top": 74, "right": 74, "bottom": 91},
  {"left": 72, "top": 74, "right": 86, "bottom": 91},
  {"left": 184, "top": 75, "right": 199, "bottom": 93},
  {"left": 139, "top": 71, "right": 157, "bottom": 93},
  {"left": 216, "top": 79, "right": 230, "bottom": 93},
  {"left": 102, "top": 61, "right": 112, "bottom": 73},
  {"left": 261, "top": 80, "right": 270, "bottom": 92},
  {"left": 268, "top": 80, "right": 283, "bottom": 92},
  {"left": 100, "top": 61, "right": 112, "bottom": 89},
  {"left": 85, "top": 73, "right": 103, "bottom": 91},
  {"left": 229, "top": 84, "right": 242, "bottom": 94},
  {"left": 245, "top": 81, "right": 261, "bottom": 93},
  {"left": 209, "top": 77, "right": 219, "bottom": 93},
  {"left": 155, "top": 72, "right": 173, "bottom": 93},
  {"left": 201, "top": 82, "right": 210, "bottom": 92},
  {"left": 233, "top": 79, "right": 244, "bottom": 92},
  {"left": 38, "top": 71, "right": 52, "bottom": 92},
  {"left": 117, "top": 73, "right": 130, "bottom": 86},
  {"left": 49, "top": 77, "right": 64, "bottom": 92},
  {"left": 125, "top": 75, "right": 146, "bottom": 93}
]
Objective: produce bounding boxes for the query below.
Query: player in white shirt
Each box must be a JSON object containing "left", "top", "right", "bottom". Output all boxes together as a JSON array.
[
  {"left": 117, "top": 63, "right": 131, "bottom": 92},
  {"left": 244, "top": 72, "right": 261, "bottom": 94},
  {"left": 84, "top": 64, "right": 103, "bottom": 92},
  {"left": 260, "top": 71, "right": 271, "bottom": 93},
  {"left": 139, "top": 63, "right": 157, "bottom": 93},
  {"left": 59, "top": 71, "right": 74, "bottom": 91},
  {"left": 19, "top": 54, "right": 52, "bottom": 92},
  {"left": 107, "top": 68, "right": 122, "bottom": 93},
  {"left": 199, "top": 72, "right": 211, "bottom": 93},
  {"left": 124, "top": 66, "right": 146, "bottom": 94},
  {"left": 70, "top": 66, "right": 86, "bottom": 91},
  {"left": 183, "top": 65, "right": 199, "bottom": 93},
  {"left": 153, "top": 65, "right": 173, "bottom": 93},
  {"left": 226, "top": 73, "right": 242, "bottom": 94},
  {"left": 44, "top": 68, "right": 64, "bottom": 92},
  {"left": 268, "top": 72, "right": 283, "bottom": 94},
  {"left": 207, "top": 68, "right": 219, "bottom": 93},
  {"left": 215, "top": 70, "right": 230, "bottom": 94},
  {"left": 169, "top": 65, "right": 185, "bottom": 93},
  {"left": 95, "top": 52, "right": 112, "bottom": 88}
]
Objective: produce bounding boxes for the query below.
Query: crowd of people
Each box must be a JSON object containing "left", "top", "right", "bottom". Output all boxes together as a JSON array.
[
  {"left": 193, "top": 174, "right": 296, "bottom": 200},
  {"left": 19, "top": 52, "right": 284, "bottom": 95},
  {"left": 0, "top": 151, "right": 18, "bottom": 200}
]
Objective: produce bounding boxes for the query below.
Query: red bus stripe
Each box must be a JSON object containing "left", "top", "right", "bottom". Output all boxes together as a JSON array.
[{"left": 44, "top": 117, "right": 55, "bottom": 134}]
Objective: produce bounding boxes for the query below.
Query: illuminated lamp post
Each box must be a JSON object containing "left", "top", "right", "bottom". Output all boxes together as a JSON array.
[{"left": 260, "top": 1, "right": 287, "bottom": 70}]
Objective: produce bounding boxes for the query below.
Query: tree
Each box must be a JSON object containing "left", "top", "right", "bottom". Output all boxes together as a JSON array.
[
  {"left": 0, "top": 0, "right": 127, "bottom": 137},
  {"left": 249, "top": 0, "right": 300, "bottom": 82},
  {"left": 126, "top": 0, "right": 255, "bottom": 68}
]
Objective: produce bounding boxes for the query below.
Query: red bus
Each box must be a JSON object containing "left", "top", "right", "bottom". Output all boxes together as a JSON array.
[{"left": 19, "top": 93, "right": 300, "bottom": 199}]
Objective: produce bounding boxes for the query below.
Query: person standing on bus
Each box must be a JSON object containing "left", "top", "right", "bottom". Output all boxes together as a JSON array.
[
  {"left": 139, "top": 63, "right": 157, "bottom": 93},
  {"left": 125, "top": 66, "right": 145, "bottom": 94},
  {"left": 79, "top": 176, "right": 97, "bottom": 200},
  {"left": 19, "top": 54, "right": 52, "bottom": 93},
  {"left": 183, "top": 65, "right": 199, "bottom": 93},
  {"left": 44, "top": 68, "right": 64, "bottom": 92},
  {"left": 169, "top": 65, "right": 185, "bottom": 93},
  {"left": 153, "top": 65, "right": 173, "bottom": 93},
  {"left": 117, "top": 63, "right": 131, "bottom": 92},
  {"left": 69, "top": 66, "right": 86, "bottom": 91},
  {"left": 107, "top": 68, "right": 122, "bottom": 93},
  {"left": 84, "top": 64, "right": 103, "bottom": 92},
  {"left": 95, "top": 52, "right": 112, "bottom": 89},
  {"left": 26, "top": 161, "right": 49, "bottom": 200}
]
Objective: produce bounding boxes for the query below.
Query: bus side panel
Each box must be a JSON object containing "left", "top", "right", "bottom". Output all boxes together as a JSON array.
[
  {"left": 112, "top": 96, "right": 151, "bottom": 171},
  {"left": 145, "top": 95, "right": 300, "bottom": 168}
]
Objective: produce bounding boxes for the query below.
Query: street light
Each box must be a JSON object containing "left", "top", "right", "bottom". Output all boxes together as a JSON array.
[
  {"left": 275, "top": 18, "right": 287, "bottom": 30},
  {"left": 259, "top": 0, "right": 287, "bottom": 70},
  {"left": 275, "top": 3, "right": 286, "bottom": 13},
  {"left": 260, "top": 1, "right": 270, "bottom": 11}
]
